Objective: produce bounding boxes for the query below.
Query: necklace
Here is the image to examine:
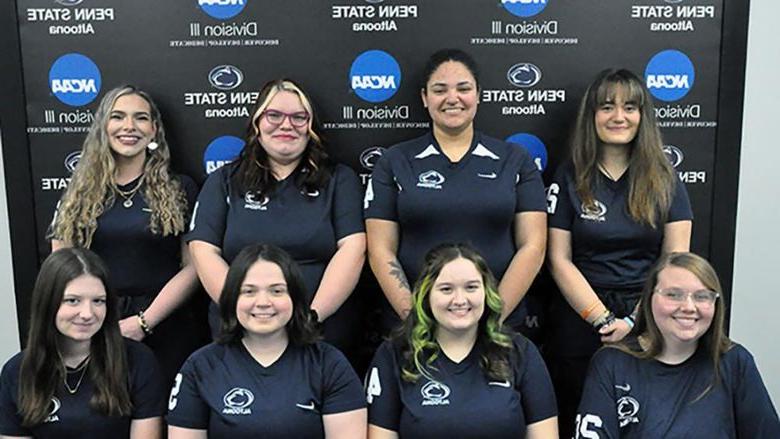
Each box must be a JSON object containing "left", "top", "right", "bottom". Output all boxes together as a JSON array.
[
  {"left": 61, "top": 355, "right": 90, "bottom": 395},
  {"left": 116, "top": 175, "right": 145, "bottom": 208},
  {"left": 598, "top": 162, "right": 624, "bottom": 182}
]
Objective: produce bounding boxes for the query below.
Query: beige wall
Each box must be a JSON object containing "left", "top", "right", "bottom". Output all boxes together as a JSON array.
[{"left": 731, "top": 0, "right": 780, "bottom": 405}]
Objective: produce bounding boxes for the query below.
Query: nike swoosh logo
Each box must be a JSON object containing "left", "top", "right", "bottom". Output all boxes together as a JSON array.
[
  {"left": 615, "top": 384, "right": 631, "bottom": 392},
  {"left": 296, "top": 402, "right": 316, "bottom": 411},
  {"left": 488, "top": 380, "right": 511, "bottom": 388},
  {"left": 478, "top": 172, "right": 497, "bottom": 179}
]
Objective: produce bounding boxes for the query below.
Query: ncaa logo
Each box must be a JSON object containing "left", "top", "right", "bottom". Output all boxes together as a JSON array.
[
  {"left": 507, "top": 63, "right": 542, "bottom": 88},
  {"left": 360, "top": 147, "right": 385, "bottom": 170},
  {"left": 644, "top": 50, "right": 695, "bottom": 102},
  {"left": 421, "top": 381, "right": 451, "bottom": 406},
  {"left": 208, "top": 65, "right": 243, "bottom": 90},
  {"left": 663, "top": 145, "right": 684, "bottom": 168},
  {"left": 502, "top": 0, "right": 548, "bottom": 18},
  {"left": 64, "top": 151, "right": 81, "bottom": 173},
  {"left": 506, "top": 133, "right": 547, "bottom": 171},
  {"left": 350, "top": 50, "right": 401, "bottom": 103},
  {"left": 203, "top": 135, "right": 245, "bottom": 174},
  {"left": 54, "top": 0, "right": 84, "bottom": 5},
  {"left": 198, "top": 0, "right": 247, "bottom": 20},
  {"left": 49, "top": 53, "right": 101, "bottom": 107}
]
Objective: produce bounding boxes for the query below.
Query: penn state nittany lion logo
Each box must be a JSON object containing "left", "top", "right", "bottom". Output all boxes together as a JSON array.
[{"left": 580, "top": 200, "right": 607, "bottom": 222}]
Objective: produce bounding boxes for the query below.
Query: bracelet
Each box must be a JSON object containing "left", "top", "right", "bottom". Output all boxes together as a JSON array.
[
  {"left": 592, "top": 311, "right": 616, "bottom": 332},
  {"left": 137, "top": 311, "right": 153, "bottom": 335},
  {"left": 580, "top": 301, "right": 600, "bottom": 321},
  {"left": 622, "top": 316, "right": 635, "bottom": 329}
]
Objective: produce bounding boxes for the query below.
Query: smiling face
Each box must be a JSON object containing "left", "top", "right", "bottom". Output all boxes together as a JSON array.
[
  {"left": 429, "top": 257, "right": 485, "bottom": 337},
  {"left": 422, "top": 61, "right": 479, "bottom": 136},
  {"left": 651, "top": 265, "right": 716, "bottom": 352},
  {"left": 257, "top": 90, "right": 310, "bottom": 170},
  {"left": 236, "top": 259, "right": 293, "bottom": 340},
  {"left": 106, "top": 93, "right": 157, "bottom": 161},
  {"left": 594, "top": 85, "right": 641, "bottom": 146},
  {"left": 55, "top": 274, "right": 107, "bottom": 346}
]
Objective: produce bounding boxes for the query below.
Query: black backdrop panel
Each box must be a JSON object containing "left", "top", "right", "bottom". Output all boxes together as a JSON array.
[
  {"left": 17, "top": 0, "right": 723, "bottom": 257},
  {"left": 16, "top": 0, "right": 724, "bottom": 292}
]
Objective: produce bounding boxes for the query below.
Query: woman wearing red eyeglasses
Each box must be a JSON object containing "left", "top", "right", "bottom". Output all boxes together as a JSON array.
[{"left": 187, "top": 79, "right": 366, "bottom": 357}]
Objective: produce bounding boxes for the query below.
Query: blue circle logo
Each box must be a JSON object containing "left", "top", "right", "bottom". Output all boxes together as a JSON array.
[
  {"left": 349, "top": 50, "right": 401, "bottom": 103},
  {"left": 506, "top": 133, "right": 547, "bottom": 171},
  {"left": 198, "top": 0, "right": 247, "bottom": 20},
  {"left": 502, "top": 0, "right": 548, "bottom": 18},
  {"left": 49, "top": 53, "right": 101, "bottom": 107},
  {"left": 644, "top": 50, "right": 695, "bottom": 102},
  {"left": 203, "top": 135, "right": 245, "bottom": 174}
]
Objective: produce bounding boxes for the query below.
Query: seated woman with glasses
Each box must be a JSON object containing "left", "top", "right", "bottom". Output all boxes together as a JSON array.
[
  {"left": 575, "top": 252, "right": 780, "bottom": 438},
  {"left": 187, "top": 79, "right": 366, "bottom": 357}
]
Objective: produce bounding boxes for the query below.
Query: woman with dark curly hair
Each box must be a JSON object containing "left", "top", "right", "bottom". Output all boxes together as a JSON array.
[
  {"left": 167, "top": 244, "right": 366, "bottom": 438},
  {"left": 366, "top": 243, "right": 557, "bottom": 439},
  {"left": 187, "top": 79, "right": 365, "bottom": 353},
  {"left": 49, "top": 85, "right": 202, "bottom": 387},
  {"left": 0, "top": 248, "right": 165, "bottom": 438}
]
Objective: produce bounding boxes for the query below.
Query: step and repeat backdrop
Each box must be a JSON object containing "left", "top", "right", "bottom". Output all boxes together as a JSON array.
[{"left": 18, "top": 0, "right": 721, "bottom": 266}]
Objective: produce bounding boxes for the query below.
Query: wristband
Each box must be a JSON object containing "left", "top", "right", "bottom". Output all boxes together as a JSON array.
[
  {"left": 137, "top": 311, "right": 153, "bottom": 335},
  {"left": 622, "top": 316, "right": 635, "bottom": 329},
  {"left": 593, "top": 311, "right": 616, "bottom": 332},
  {"left": 580, "top": 301, "right": 600, "bottom": 321}
]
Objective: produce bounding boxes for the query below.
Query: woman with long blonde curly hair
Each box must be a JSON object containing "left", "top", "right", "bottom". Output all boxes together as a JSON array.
[{"left": 50, "top": 85, "right": 204, "bottom": 387}]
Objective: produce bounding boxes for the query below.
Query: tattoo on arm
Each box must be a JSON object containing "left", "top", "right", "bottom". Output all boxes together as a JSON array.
[{"left": 388, "top": 260, "right": 410, "bottom": 291}]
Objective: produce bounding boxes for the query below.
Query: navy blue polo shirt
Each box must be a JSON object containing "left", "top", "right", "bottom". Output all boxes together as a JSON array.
[
  {"left": 366, "top": 335, "right": 557, "bottom": 438},
  {"left": 0, "top": 339, "right": 166, "bottom": 438},
  {"left": 576, "top": 344, "right": 780, "bottom": 438},
  {"left": 166, "top": 341, "right": 366, "bottom": 438},
  {"left": 52, "top": 175, "right": 198, "bottom": 297},
  {"left": 548, "top": 164, "right": 693, "bottom": 290},
  {"left": 365, "top": 131, "right": 546, "bottom": 311},
  {"left": 186, "top": 163, "right": 364, "bottom": 299}
]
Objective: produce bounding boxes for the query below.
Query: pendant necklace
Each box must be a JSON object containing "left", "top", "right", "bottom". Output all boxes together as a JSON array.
[
  {"left": 60, "top": 354, "right": 90, "bottom": 395},
  {"left": 116, "top": 175, "right": 145, "bottom": 208}
]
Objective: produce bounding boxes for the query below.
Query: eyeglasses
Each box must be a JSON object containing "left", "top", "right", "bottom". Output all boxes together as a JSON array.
[
  {"left": 259, "top": 110, "right": 310, "bottom": 127},
  {"left": 655, "top": 288, "right": 719, "bottom": 305}
]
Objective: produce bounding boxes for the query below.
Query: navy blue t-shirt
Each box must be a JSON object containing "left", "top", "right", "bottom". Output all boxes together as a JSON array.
[
  {"left": 53, "top": 174, "right": 198, "bottom": 297},
  {"left": 0, "top": 339, "right": 166, "bottom": 438},
  {"left": 166, "top": 341, "right": 366, "bottom": 438},
  {"left": 186, "top": 163, "right": 364, "bottom": 299},
  {"left": 576, "top": 344, "right": 780, "bottom": 438},
  {"left": 364, "top": 132, "right": 546, "bottom": 314},
  {"left": 366, "top": 335, "right": 557, "bottom": 438},
  {"left": 548, "top": 164, "right": 693, "bottom": 290}
]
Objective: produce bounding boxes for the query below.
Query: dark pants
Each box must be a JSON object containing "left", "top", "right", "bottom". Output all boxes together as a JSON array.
[
  {"left": 119, "top": 293, "right": 206, "bottom": 389},
  {"left": 543, "top": 287, "right": 641, "bottom": 439}
]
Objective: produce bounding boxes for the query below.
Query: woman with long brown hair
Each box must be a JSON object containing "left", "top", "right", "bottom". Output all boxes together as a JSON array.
[
  {"left": 0, "top": 248, "right": 165, "bottom": 438},
  {"left": 546, "top": 68, "right": 693, "bottom": 436},
  {"left": 576, "top": 252, "right": 779, "bottom": 437}
]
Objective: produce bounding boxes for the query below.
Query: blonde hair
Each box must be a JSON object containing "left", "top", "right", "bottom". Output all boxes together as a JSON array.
[{"left": 50, "top": 85, "right": 188, "bottom": 247}]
